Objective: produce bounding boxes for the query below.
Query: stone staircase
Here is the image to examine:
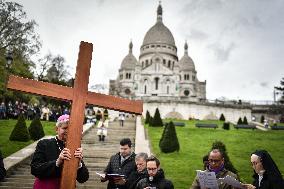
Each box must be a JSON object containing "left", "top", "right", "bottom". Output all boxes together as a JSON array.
[{"left": 0, "top": 117, "right": 136, "bottom": 189}]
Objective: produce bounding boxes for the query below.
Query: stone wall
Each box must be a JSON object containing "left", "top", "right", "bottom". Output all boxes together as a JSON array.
[{"left": 143, "top": 101, "right": 252, "bottom": 122}]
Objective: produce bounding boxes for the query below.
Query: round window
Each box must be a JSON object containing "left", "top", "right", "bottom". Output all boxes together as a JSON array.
[
  {"left": 184, "top": 90, "right": 190, "bottom": 96},
  {"left": 125, "top": 88, "right": 131, "bottom": 95}
]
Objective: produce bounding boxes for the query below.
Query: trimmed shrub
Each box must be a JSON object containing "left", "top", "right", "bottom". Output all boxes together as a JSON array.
[
  {"left": 261, "top": 115, "right": 265, "bottom": 123},
  {"left": 151, "top": 108, "right": 163, "bottom": 127},
  {"left": 149, "top": 116, "right": 153, "bottom": 126},
  {"left": 9, "top": 114, "right": 30, "bottom": 142},
  {"left": 243, "top": 116, "right": 248, "bottom": 125},
  {"left": 103, "top": 109, "right": 109, "bottom": 119},
  {"left": 223, "top": 122, "right": 230, "bottom": 130},
  {"left": 145, "top": 110, "right": 151, "bottom": 124},
  {"left": 237, "top": 117, "right": 243, "bottom": 125},
  {"left": 159, "top": 121, "right": 180, "bottom": 153},
  {"left": 211, "top": 141, "right": 238, "bottom": 175},
  {"left": 219, "top": 114, "right": 226, "bottom": 121},
  {"left": 28, "top": 117, "right": 45, "bottom": 141}
]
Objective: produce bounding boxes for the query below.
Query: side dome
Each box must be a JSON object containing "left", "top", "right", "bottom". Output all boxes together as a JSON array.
[
  {"left": 120, "top": 41, "right": 137, "bottom": 70},
  {"left": 179, "top": 42, "right": 195, "bottom": 71},
  {"left": 142, "top": 3, "right": 175, "bottom": 46}
]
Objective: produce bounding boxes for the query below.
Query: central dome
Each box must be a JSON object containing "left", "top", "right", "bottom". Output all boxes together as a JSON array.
[
  {"left": 142, "top": 22, "right": 175, "bottom": 46},
  {"left": 142, "top": 3, "right": 175, "bottom": 47}
]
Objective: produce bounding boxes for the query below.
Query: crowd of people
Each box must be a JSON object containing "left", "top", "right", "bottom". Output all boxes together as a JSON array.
[
  {"left": 0, "top": 101, "right": 70, "bottom": 121},
  {"left": 1, "top": 113, "right": 283, "bottom": 189}
]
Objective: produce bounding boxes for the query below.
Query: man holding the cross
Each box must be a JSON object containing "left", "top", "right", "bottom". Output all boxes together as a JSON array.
[
  {"left": 31, "top": 114, "right": 89, "bottom": 189},
  {"left": 7, "top": 41, "right": 143, "bottom": 188}
]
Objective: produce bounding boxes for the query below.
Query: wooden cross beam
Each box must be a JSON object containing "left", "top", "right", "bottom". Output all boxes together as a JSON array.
[{"left": 7, "top": 41, "right": 143, "bottom": 189}]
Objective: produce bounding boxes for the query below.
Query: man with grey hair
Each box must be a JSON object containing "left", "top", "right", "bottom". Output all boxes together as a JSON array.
[
  {"left": 190, "top": 149, "right": 238, "bottom": 189},
  {"left": 30, "top": 114, "right": 89, "bottom": 188},
  {"left": 126, "top": 152, "right": 148, "bottom": 189}
]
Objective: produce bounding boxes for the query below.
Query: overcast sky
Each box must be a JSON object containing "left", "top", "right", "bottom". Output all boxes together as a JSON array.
[{"left": 13, "top": 0, "right": 284, "bottom": 102}]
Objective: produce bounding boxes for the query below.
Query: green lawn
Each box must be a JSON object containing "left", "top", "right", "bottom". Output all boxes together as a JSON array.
[
  {"left": 0, "top": 119, "right": 56, "bottom": 158},
  {"left": 147, "top": 119, "right": 284, "bottom": 189}
]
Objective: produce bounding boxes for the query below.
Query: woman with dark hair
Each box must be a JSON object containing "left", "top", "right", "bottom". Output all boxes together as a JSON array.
[{"left": 244, "top": 150, "right": 284, "bottom": 189}]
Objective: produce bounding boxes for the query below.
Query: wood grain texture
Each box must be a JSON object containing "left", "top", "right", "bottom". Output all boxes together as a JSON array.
[
  {"left": 60, "top": 41, "right": 93, "bottom": 189},
  {"left": 7, "top": 75, "right": 73, "bottom": 100},
  {"left": 6, "top": 41, "right": 143, "bottom": 189}
]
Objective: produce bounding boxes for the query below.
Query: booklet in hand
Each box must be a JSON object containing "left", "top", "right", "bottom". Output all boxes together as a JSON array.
[
  {"left": 96, "top": 172, "right": 125, "bottom": 179},
  {"left": 106, "top": 173, "right": 126, "bottom": 178}
]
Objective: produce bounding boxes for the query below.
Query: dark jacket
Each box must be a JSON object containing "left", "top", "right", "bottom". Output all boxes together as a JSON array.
[
  {"left": 30, "top": 138, "right": 89, "bottom": 183},
  {"left": 104, "top": 152, "right": 136, "bottom": 189},
  {"left": 136, "top": 169, "right": 174, "bottom": 189},
  {"left": 0, "top": 150, "right": 6, "bottom": 181},
  {"left": 126, "top": 168, "right": 148, "bottom": 189},
  {"left": 252, "top": 171, "right": 284, "bottom": 189}
]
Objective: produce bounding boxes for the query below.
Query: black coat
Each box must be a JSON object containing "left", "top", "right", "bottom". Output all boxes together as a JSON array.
[
  {"left": 126, "top": 169, "right": 148, "bottom": 189},
  {"left": 0, "top": 150, "right": 6, "bottom": 181},
  {"left": 30, "top": 137, "right": 89, "bottom": 183},
  {"left": 104, "top": 152, "right": 136, "bottom": 189},
  {"left": 136, "top": 169, "right": 174, "bottom": 189},
  {"left": 252, "top": 172, "right": 284, "bottom": 189}
]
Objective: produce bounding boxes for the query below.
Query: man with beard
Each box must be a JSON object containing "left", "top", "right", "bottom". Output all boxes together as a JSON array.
[{"left": 136, "top": 155, "right": 174, "bottom": 189}]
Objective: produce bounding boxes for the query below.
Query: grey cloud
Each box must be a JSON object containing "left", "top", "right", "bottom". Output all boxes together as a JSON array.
[
  {"left": 207, "top": 42, "right": 236, "bottom": 63},
  {"left": 260, "top": 82, "right": 269, "bottom": 88},
  {"left": 185, "top": 28, "right": 208, "bottom": 41}
]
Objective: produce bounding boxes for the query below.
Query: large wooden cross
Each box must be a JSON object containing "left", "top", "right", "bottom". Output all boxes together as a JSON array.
[{"left": 7, "top": 41, "right": 143, "bottom": 189}]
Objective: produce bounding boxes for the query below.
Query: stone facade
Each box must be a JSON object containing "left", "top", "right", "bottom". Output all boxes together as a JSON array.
[
  {"left": 109, "top": 3, "right": 206, "bottom": 102},
  {"left": 109, "top": 3, "right": 252, "bottom": 121}
]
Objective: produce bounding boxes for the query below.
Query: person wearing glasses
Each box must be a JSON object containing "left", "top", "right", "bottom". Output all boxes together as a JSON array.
[
  {"left": 243, "top": 150, "right": 284, "bottom": 189},
  {"left": 136, "top": 155, "right": 174, "bottom": 189},
  {"left": 190, "top": 149, "right": 238, "bottom": 189}
]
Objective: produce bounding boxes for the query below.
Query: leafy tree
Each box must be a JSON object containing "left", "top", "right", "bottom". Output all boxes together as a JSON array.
[
  {"left": 219, "top": 113, "right": 225, "bottom": 121},
  {"left": 159, "top": 121, "right": 180, "bottom": 153},
  {"left": 28, "top": 117, "right": 45, "bottom": 140},
  {"left": 237, "top": 117, "right": 243, "bottom": 125},
  {"left": 0, "top": 0, "right": 41, "bottom": 102},
  {"left": 275, "top": 77, "right": 284, "bottom": 104},
  {"left": 243, "top": 116, "right": 248, "bottom": 125},
  {"left": 145, "top": 110, "right": 150, "bottom": 124},
  {"left": 211, "top": 141, "right": 238, "bottom": 175},
  {"left": 9, "top": 114, "right": 30, "bottom": 141},
  {"left": 0, "top": 0, "right": 41, "bottom": 55},
  {"left": 151, "top": 108, "right": 163, "bottom": 127}
]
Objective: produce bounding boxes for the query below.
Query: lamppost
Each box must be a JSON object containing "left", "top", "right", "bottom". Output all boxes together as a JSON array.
[
  {"left": 6, "top": 51, "right": 13, "bottom": 69},
  {"left": 3, "top": 51, "right": 13, "bottom": 103}
]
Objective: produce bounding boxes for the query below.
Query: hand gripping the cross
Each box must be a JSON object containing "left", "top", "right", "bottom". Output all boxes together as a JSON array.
[{"left": 56, "top": 147, "right": 84, "bottom": 168}]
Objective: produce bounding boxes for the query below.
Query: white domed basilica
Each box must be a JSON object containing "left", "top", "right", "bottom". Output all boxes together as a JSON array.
[{"left": 109, "top": 3, "right": 206, "bottom": 103}]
